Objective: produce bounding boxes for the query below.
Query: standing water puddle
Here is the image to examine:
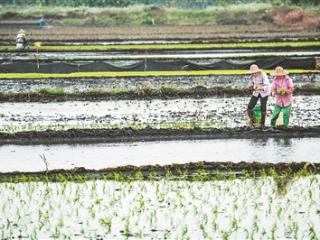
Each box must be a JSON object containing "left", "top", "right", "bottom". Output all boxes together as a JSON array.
[{"left": 0, "top": 137, "right": 319, "bottom": 172}]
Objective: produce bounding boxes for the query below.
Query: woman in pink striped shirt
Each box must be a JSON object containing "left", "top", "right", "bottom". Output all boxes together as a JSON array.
[{"left": 270, "top": 66, "right": 294, "bottom": 127}]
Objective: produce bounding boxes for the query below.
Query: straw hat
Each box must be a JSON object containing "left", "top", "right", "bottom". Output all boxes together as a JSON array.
[
  {"left": 18, "top": 29, "right": 25, "bottom": 34},
  {"left": 248, "top": 64, "right": 262, "bottom": 74},
  {"left": 271, "top": 66, "right": 289, "bottom": 76}
]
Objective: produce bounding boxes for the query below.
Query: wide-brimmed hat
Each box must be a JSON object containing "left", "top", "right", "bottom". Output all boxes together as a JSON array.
[
  {"left": 18, "top": 29, "right": 25, "bottom": 34},
  {"left": 271, "top": 66, "right": 289, "bottom": 76},
  {"left": 248, "top": 64, "right": 262, "bottom": 74}
]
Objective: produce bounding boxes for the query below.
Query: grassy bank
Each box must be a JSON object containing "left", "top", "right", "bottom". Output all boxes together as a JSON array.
[
  {"left": 1, "top": 3, "right": 320, "bottom": 27},
  {"left": 0, "top": 4, "right": 276, "bottom": 26}
]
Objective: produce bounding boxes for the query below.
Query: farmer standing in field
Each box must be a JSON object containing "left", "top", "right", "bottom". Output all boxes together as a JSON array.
[
  {"left": 270, "top": 66, "right": 294, "bottom": 127},
  {"left": 16, "top": 29, "right": 28, "bottom": 50},
  {"left": 247, "top": 64, "right": 270, "bottom": 127}
]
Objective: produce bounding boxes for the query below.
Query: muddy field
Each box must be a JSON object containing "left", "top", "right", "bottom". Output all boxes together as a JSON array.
[
  {"left": 0, "top": 96, "right": 319, "bottom": 133},
  {"left": 1, "top": 25, "right": 319, "bottom": 42},
  {"left": 0, "top": 73, "right": 318, "bottom": 93},
  {"left": 1, "top": 20, "right": 320, "bottom": 239}
]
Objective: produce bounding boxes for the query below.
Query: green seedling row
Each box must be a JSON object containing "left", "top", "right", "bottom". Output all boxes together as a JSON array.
[
  {"left": 1, "top": 41, "right": 320, "bottom": 51},
  {"left": 0, "top": 69, "right": 319, "bottom": 79}
]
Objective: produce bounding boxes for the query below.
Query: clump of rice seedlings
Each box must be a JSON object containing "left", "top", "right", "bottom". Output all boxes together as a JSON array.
[{"left": 0, "top": 172, "right": 320, "bottom": 238}]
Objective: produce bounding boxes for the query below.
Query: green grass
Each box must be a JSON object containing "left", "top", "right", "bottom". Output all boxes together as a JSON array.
[
  {"left": 0, "top": 69, "right": 319, "bottom": 79},
  {"left": 0, "top": 4, "right": 270, "bottom": 26},
  {"left": 1, "top": 3, "right": 319, "bottom": 27},
  {"left": 1, "top": 41, "right": 320, "bottom": 52}
]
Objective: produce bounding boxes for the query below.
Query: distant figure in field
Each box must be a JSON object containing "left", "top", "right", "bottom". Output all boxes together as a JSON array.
[
  {"left": 36, "top": 17, "right": 46, "bottom": 28},
  {"left": 16, "top": 29, "right": 28, "bottom": 50},
  {"left": 247, "top": 64, "right": 270, "bottom": 127},
  {"left": 270, "top": 66, "right": 294, "bottom": 127}
]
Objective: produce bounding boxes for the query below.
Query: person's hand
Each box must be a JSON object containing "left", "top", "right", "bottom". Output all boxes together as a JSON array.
[
  {"left": 279, "top": 88, "right": 287, "bottom": 96},
  {"left": 254, "top": 85, "right": 262, "bottom": 91}
]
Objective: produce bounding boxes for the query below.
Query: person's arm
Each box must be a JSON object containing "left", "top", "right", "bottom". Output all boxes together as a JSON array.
[
  {"left": 286, "top": 77, "right": 294, "bottom": 94},
  {"left": 271, "top": 80, "right": 276, "bottom": 96},
  {"left": 261, "top": 72, "right": 270, "bottom": 92}
]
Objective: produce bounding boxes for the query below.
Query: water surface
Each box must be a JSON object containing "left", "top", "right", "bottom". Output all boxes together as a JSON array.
[{"left": 0, "top": 137, "right": 318, "bottom": 172}]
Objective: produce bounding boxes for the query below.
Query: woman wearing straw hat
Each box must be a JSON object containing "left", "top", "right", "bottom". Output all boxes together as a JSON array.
[
  {"left": 247, "top": 64, "right": 270, "bottom": 127},
  {"left": 270, "top": 66, "right": 294, "bottom": 127},
  {"left": 16, "top": 29, "right": 28, "bottom": 50}
]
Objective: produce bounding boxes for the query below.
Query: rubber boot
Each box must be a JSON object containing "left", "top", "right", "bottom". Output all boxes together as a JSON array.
[
  {"left": 260, "top": 111, "right": 266, "bottom": 128},
  {"left": 247, "top": 109, "right": 256, "bottom": 127}
]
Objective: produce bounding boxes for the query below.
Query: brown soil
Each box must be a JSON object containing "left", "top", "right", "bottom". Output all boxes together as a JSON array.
[
  {"left": 0, "top": 25, "right": 319, "bottom": 42},
  {"left": 268, "top": 7, "right": 320, "bottom": 29},
  {"left": 0, "top": 126, "right": 319, "bottom": 145}
]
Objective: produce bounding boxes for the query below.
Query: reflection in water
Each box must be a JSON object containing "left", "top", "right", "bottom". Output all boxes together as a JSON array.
[
  {"left": 0, "top": 137, "right": 319, "bottom": 172},
  {"left": 273, "top": 138, "right": 293, "bottom": 147},
  {"left": 251, "top": 138, "right": 268, "bottom": 147}
]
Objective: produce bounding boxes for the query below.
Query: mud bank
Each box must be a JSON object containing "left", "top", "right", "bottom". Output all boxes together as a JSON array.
[
  {"left": 0, "top": 126, "right": 320, "bottom": 145},
  {"left": 0, "top": 160, "right": 319, "bottom": 182},
  {"left": 0, "top": 85, "right": 319, "bottom": 102},
  {"left": 0, "top": 74, "right": 318, "bottom": 95}
]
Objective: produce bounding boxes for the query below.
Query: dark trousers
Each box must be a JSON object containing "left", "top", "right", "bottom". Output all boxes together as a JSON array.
[
  {"left": 247, "top": 94, "right": 268, "bottom": 112},
  {"left": 247, "top": 94, "right": 268, "bottom": 126}
]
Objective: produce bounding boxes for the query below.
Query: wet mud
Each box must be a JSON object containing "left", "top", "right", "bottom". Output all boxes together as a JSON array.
[
  {"left": 0, "top": 74, "right": 318, "bottom": 95},
  {"left": 0, "top": 126, "right": 320, "bottom": 145},
  {"left": 0, "top": 96, "right": 319, "bottom": 131},
  {"left": 0, "top": 160, "right": 319, "bottom": 182},
  {"left": 0, "top": 85, "right": 318, "bottom": 102}
]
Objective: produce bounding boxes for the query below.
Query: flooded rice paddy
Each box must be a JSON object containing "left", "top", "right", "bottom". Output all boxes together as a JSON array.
[
  {"left": 0, "top": 96, "right": 319, "bottom": 132},
  {"left": 0, "top": 137, "right": 319, "bottom": 173},
  {"left": 1, "top": 176, "right": 320, "bottom": 239},
  {"left": 1, "top": 45, "right": 320, "bottom": 239}
]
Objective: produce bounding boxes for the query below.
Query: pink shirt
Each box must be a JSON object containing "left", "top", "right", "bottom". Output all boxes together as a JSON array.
[
  {"left": 248, "top": 72, "right": 270, "bottom": 98},
  {"left": 272, "top": 76, "right": 294, "bottom": 107}
]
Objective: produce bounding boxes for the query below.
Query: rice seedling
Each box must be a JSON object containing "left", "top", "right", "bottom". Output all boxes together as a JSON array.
[
  {"left": 1, "top": 41, "right": 320, "bottom": 52},
  {"left": 0, "top": 171, "right": 319, "bottom": 238}
]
